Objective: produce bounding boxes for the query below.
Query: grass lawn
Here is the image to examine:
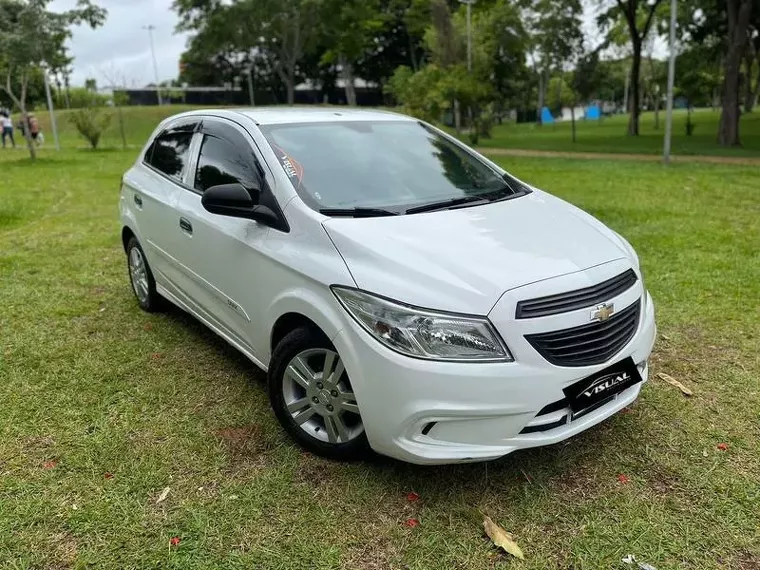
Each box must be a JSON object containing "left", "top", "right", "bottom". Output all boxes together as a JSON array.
[
  {"left": 474, "top": 109, "right": 760, "bottom": 157},
  {"left": 1, "top": 144, "right": 759, "bottom": 569}
]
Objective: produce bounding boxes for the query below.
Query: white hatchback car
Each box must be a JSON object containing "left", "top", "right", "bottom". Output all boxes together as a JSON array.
[{"left": 120, "top": 108, "right": 655, "bottom": 465}]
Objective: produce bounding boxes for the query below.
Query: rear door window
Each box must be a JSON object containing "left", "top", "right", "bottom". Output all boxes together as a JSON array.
[
  {"left": 144, "top": 124, "right": 197, "bottom": 183},
  {"left": 194, "top": 134, "right": 261, "bottom": 193}
]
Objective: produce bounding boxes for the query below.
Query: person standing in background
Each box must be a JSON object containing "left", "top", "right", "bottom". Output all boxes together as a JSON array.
[{"left": 0, "top": 111, "right": 15, "bottom": 148}]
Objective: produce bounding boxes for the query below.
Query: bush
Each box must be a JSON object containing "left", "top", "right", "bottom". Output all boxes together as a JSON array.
[{"left": 68, "top": 107, "right": 112, "bottom": 149}]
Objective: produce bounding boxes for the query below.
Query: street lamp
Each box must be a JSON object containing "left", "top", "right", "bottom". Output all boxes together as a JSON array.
[
  {"left": 459, "top": 0, "right": 476, "bottom": 73},
  {"left": 663, "top": 0, "right": 677, "bottom": 164},
  {"left": 143, "top": 25, "right": 163, "bottom": 106}
]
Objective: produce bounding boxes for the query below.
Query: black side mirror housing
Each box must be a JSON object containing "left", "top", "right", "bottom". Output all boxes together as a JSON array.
[{"left": 201, "top": 182, "right": 276, "bottom": 225}]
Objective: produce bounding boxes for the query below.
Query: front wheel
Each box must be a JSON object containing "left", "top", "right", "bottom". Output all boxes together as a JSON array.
[{"left": 268, "top": 327, "right": 369, "bottom": 460}]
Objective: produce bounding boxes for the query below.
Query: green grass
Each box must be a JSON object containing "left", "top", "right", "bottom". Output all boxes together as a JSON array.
[
  {"left": 474, "top": 109, "right": 760, "bottom": 157},
  {"left": 1, "top": 144, "right": 759, "bottom": 569}
]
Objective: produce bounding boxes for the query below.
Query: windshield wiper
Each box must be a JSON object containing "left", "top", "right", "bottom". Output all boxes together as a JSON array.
[
  {"left": 320, "top": 207, "right": 399, "bottom": 218},
  {"left": 405, "top": 195, "right": 491, "bottom": 215},
  {"left": 405, "top": 185, "right": 519, "bottom": 215}
]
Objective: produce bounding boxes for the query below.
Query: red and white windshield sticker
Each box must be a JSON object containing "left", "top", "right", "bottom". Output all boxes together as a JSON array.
[{"left": 272, "top": 144, "right": 304, "bottom": 187}]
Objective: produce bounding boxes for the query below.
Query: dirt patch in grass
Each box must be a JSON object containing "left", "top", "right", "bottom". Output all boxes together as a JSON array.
[
  {"left": 341, "top": 533, "right": 402, "bottom": 570},
  {"left": 213, "top": 424, "right": 276, "bottom": 467},
  {"left": 733, "top": 551, "right": 760, "bottom": 570},
  {"left": 45, "top": 532, "right": 79, "bottom": 570}
]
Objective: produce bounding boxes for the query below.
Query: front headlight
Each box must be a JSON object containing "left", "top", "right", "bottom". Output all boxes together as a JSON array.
[{"left": 332, "top": 287, "right": 512, "bottom": 362}]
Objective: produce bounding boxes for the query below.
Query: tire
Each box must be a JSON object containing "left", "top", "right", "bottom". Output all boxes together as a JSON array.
[
  {"left": 125, "top": 236, "right": 162, "bottom": 313},
  {"left": 268, "top": 326, "right": 369, "bottom": 460}
]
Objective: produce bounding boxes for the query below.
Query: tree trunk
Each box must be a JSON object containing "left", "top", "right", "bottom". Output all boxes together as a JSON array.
[
  {"left": 116, "top": 105, "right": 127, "bottom": 149},
  {"left": 536, "top": 68, "right": 545, "bottom": 126},
  {"left": 744, "top": 47, "right": 757, "bottom": 112},
  {"left": 653, "top": 91, "right": 660, "bottom": 130},
  {"left": 719, "top": 0, "right": 752, "bottom": 146},
  {"left": 340, "top": 57, "right": 357, "bottom": 106},
  {"left": 571, "top": 105, "right": 576, "bottom": 143},
  {"left": 628, "top": 41, "right": 642, "bottom": 136},
  {"left": 454, "top": 98, "right": 461, "bottom": 133},
  {"left": 286, "top": 67, "right": 295, "bottom": 105}
]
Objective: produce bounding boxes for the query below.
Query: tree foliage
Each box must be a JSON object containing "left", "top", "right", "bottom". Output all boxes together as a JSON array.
[{"left": 0, "top": 0, "right": 106, "bottom": 158}]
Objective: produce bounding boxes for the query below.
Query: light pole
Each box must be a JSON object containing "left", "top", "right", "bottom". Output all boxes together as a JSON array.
[
  {"left": 42, "top": 66, "right": 60, "bottom": 151},
  {"left": 143, "top": 25, "right": 163, "bottom": 106},
  {"left": 459, "top": 0, "right": 475, "bottom": 73},
  {"left": 663, "top": 0, "right": 677, "bottom": 164}
]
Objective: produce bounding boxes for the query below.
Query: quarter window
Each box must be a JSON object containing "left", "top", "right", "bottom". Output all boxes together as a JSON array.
[
  {"left": 194, "top": 134, "right": 260, "bottom": 193},
  {"left": 145, "top": 130, "right": 194, "bottom": 182}
]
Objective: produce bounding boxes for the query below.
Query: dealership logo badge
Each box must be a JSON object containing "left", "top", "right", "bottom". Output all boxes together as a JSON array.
[
  {"left": 590, "top": 302, "right": 615, "bottom": 322},
  {"left": 582, "top": 371, "right": 630, "bottom": 398}
]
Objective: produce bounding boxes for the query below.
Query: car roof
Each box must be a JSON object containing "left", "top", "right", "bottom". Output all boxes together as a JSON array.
[{"left": 170, "top": 107, "right": 414, "bottom": 126}]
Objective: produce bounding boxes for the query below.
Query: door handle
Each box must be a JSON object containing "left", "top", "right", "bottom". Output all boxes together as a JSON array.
[
  {"left": 179, "top": 218, "right": 193, "bottom": 234},
  {"left": 133, "top": 194, "right": 143, "bottom": 207}
]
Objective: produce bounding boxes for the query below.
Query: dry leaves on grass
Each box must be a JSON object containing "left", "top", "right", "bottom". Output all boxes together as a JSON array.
[
  {"left": 483, "top": 516, "right": 524, "bottom": 560},
  {"left": 156, "top": 486, "right": 170, "bottom": 504},
  {"left": 657, "top": 373, "right": 693, "bottom": 396}
]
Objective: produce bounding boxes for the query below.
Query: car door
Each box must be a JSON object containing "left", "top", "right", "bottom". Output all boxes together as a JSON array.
[
  {"left": 172, "top": 117, "right": 274, "bottom": 355},
  {"left": 126, "top": 120, "right": 199, "bottom": 294}
]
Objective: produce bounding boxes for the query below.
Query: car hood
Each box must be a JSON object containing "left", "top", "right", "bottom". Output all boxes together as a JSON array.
[{"left": 322, "top": 190, "right": 630, "bottom": 315}]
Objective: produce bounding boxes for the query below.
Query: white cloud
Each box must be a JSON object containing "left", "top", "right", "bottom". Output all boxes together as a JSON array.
[{"left": 50, "top": 0, "right": 189, "bottom": 87}]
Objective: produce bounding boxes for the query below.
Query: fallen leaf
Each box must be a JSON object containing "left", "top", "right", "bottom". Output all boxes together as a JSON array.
[
  {"left": 717, "top": 443, "right": 728, "bottom": 451},
  {"left": 144, "top": 323, "right": 153, "bottom": 331},
  {"left": 42, "top": 460, "right": 57, "bottom": 469},
  {"left": 622, "top": 554, "right": 658, "bottom": 570},
  {"left": 657, "top": 373, "right": 693, "bottom": 396},
  {"left": 72, "top": 503, "right": 78, "bottom": 510},
  {"left": 661, "top": 334, "right": 671, "bottom": 341},
  {"left": 156, "top": 486, "right": 170, "bottom": 504},
  {"left": 170, "top": 536, "right": 180, "bottom": 546},
  {"left": 483, "top": 516, "right": 524, "bottom": 560},
  {"left": 406, "top": 491, "right": 420, "bottom": 503},
  {"left": 617, "top": 474, "right": 630, "bottom": 484},
  {"left": 104, "top": 472, "right": 114, "bottom": 479},
  {"left": 702, "top": 450, "right": 708, "bottom": 457},
  {"left": 404, "top": 518, "right": 419, "bottom": 528},
  {"left": 151, "top": 353, "right": 162, "bottom": 360}
]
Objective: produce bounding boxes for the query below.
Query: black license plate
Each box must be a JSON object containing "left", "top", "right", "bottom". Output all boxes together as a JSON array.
[{"left": 563, "top": 357, "right": 642, "bottom": 419}]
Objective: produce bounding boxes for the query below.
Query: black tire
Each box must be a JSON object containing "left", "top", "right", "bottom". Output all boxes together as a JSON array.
[
  {"left": 268, "top": 326, "right": 369, "bottom": 460},
  {"left": 125, "top": 236, "right": 162, "bottom": 313}
]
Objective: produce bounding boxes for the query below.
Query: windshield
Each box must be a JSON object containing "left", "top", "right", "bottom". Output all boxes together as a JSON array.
[{"left": 259, "top": 120, "right": 523, "bottom": 214}]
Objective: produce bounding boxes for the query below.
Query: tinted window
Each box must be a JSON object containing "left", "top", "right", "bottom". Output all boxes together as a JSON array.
[
  {"left": 259, "top": 121, "right": 517, "bottom": 211},
  {"left": 195, "top": 134, "right": 260, "bottom": 193},
  {"left": 146, "top": 130, "right": 193, "bottom": 182}
]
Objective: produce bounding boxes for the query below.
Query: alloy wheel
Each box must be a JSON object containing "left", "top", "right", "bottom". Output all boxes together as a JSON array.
[
  {"left": 128, "top": 247, "right": 150, "bottom": 304},
  {"left": 281, "top": 348, "right": 363, "bottom": 444}
]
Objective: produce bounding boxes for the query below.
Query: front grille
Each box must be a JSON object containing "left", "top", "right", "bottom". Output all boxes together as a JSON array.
[
  {"left": 525, "top": 299, "right": 641, "bottom": 367},
  {"left": 516, "top": 269, "right": 637, "bottom": 319}
]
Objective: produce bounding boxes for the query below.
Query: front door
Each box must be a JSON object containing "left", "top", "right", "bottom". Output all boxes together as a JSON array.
[{"left": 173, "top": 118, "right": 272, "bottom": 355}]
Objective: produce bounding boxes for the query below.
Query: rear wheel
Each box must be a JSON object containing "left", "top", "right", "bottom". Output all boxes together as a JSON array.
[
  {"left": 268, "top": 327, "right": 368, "bottom": 460},
  {"left": 126, "top": 236, "right": 161, "bottom": 312}
]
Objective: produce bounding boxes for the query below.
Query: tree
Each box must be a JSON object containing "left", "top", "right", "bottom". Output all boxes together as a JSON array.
[
  {"left": 319, "top": 0, "right": 385, "bottom": 105},
  {"left": 598, "top": 0, "right": 665, "bottom": 136},
  {"left": 571, "top": 49, "right": 604, "bottom": 141},
  {"left": 0, "top": 0, "right": 106, "bottom": 159},
  {"left": 718, "top": 0, "right": 754, "bottom": 145},
  {"left": 524, "top": 0, "right": 584, "bottom": 125}
]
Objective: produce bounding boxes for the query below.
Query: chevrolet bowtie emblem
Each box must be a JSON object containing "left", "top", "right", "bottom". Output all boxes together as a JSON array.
[{"left": 590, "top": 303, "right": 615, "bottom": 322}]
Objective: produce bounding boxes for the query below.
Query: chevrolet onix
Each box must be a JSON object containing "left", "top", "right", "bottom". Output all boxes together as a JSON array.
[{"left": 120, "top": 108, "right": 656, "bottom": 465}]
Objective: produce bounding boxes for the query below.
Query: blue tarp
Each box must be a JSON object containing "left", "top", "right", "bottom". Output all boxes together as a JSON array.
[
  {"left": 585, "top": 105, "right": 601, "bottom": 120},
  {"left": 540, "top": 106, "right": 554, "bottom": 124}
]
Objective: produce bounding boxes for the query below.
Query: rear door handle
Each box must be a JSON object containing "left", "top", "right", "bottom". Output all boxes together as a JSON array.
[
  {"left": 179, "top": 218, "right": 193, "bottom": 234},
  {"left": 133, "top": 194, "right": 143, "bottom": 207}
]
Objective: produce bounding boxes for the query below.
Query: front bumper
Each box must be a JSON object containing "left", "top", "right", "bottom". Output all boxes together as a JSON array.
[{"left": 332, "top": 274, "right": 656, "bottom": 465}]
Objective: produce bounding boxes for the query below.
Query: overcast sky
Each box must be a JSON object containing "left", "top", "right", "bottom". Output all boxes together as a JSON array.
[
  {"left": 52, "top": 0, "right": 665, "bottom": 89},
  {"left": 51, "top": 0, "right": 189, "bottom": 87}
]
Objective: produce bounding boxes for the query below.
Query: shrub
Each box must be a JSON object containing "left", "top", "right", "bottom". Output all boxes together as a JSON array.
[{"left": 68, "top": 107, "right": 112, "bottom": 149}]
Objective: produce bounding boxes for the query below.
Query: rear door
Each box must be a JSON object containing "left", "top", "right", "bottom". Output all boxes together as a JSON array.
[
  {"left": 125, "top": 120, "right": 199, "bottom": 292},
  {"left": 172, "top": 117, "right": 272, "bottom": 353}
]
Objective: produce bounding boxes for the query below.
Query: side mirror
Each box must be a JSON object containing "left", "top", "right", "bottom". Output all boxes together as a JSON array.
[{"left": 201, "top": 182, "right": 277, "bottom": 227}]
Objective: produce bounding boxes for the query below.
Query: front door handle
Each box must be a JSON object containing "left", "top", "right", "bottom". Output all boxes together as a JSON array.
[
  {"left": 179, "top": 218, "right": 193, "bottom": 234},
  {"left": 133, "top": 194, "right": 143, "bottom": 207}
]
